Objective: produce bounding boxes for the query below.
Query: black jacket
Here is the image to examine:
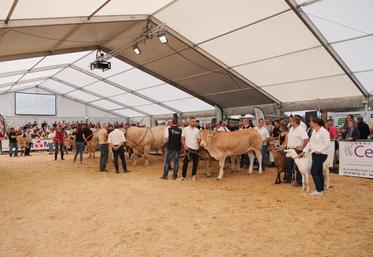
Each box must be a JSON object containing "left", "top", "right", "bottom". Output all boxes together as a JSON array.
[{"left": 357, "top": 121, "right": 370, "bottom": 139}]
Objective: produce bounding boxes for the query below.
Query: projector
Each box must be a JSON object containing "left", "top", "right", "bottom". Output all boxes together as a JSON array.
[{"left": 90, "top": 60, "right": 111, "bottom": 72}]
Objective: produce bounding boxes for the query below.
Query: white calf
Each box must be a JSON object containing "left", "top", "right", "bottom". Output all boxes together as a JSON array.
[{"left": 285, "top": 149, "right": 331, "bottom": 192}]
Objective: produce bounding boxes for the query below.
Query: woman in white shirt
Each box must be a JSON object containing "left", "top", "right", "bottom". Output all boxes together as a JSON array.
[{"left": 302, "top": 117, "right": 330, "bottom": 196}]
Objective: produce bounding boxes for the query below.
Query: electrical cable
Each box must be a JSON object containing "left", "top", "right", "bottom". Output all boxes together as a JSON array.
[{"left": 1, "top": 29, "right": 139, "bottom": 43}]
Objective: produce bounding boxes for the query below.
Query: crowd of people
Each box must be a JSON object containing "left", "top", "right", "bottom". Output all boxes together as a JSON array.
[{"left": 2, "top": 114, "right": 372, "bottom": 196}]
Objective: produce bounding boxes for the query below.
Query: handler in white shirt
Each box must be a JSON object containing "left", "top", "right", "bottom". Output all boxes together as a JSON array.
[
  {"left": 302, "top": 117, "right": 330, "bottom": 196},
  {"left": 108, "top": 124, "right": 128, "bottom": 173},
  {"left": 285, "top": 116, "right": 309, "bottom": 185},
  {"left": 255, "top": 118, "right": 270, "bottom": 171},
  {"left": 181, "top": 117, "right": 200, "bottom": 181}
]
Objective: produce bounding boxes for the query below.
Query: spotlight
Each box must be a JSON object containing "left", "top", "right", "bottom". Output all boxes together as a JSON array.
[
  {"left": 157, "top": 31, "right": 168, "bottom": 44},
  {"left": 133, "top": 44, "right": 141, "bottom": 55}
]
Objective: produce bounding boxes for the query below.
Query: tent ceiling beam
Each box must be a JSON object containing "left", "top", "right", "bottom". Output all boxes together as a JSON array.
[
  {"left": 330, "top": 33, "right": 373, "bottom": 45},
  {"left": 0, "top": 63, "right": 69, "bottom": 79},
  {"left": 149, "top": 16, "right": 281, "bottom": 105},
  {"left": 69, "top": 64, "right": 181, "bottom": 114},
  {"left": 88, "top": 0, "right": 111, "bottom": 21},
  {"left": 37, "top": 85, "right": 127, "bottom": 118},
  {"left": 195, "top": 8, "right": 291, "bottom": 46},
  {"left": 49, "top": 76, "right": 149, "bottom": 116},
  {"left": 0, "top": 14, "right": 148, "bottom": 28},
  {"left": 4, "top": 0, "right": 18, "bottom": 25},
  {"left": 0, "top": 76, "right": 50, "bottom": 93},
  {"left": 0, "top": 46, "right": 97, "bottom": 62},
  {"left": 106, "top": 47, "right": 221, "bottom": 109},
  {"left": 285, "top": 0, "right": 369, "bottom": 97}
]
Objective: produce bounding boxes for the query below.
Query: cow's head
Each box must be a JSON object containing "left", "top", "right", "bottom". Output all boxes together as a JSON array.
[{"left": 200, "top": 130, "right": 214, "bottom": 148}]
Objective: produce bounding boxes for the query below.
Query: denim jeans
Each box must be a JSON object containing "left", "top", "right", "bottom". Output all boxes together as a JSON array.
[
  {"left": 311, "top": 153, "right": 327, "bottom": 192},
  {"left": 240, "top": 153, "right": 248, "bottom": 167},
  {"left": 261, "top": 144, "right": 269, "bottom": 169},
  {"left": 74, "top": 141, "right": 85, "bottom": 163},
  {"left": 112, "top": 145, "right": 127, "bottom": 172},
  {"left": 9, "top": 142, "right": 18, "bottom": 157},
  {"left": 54, "top": 143, "right": 64, "bottom": 160},
  {"left": 48, "top": 142, "right": 54, "bottom": 153},
  {"left": 99, "top": 144, "right": 109, "bottom": 171},
  {"left": 285, "top": 157, "right": 302, "bottom": 184},
  {"left": 162, "top": 149, "right": 180, "bottom": 178},
  {"left": 182, "top": 150, "right": 199, "bottom": 178}
]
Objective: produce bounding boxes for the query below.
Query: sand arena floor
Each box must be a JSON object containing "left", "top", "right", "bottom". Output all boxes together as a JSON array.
[{"left": 0, "top": 152, "right": 372, "bottom": 257}]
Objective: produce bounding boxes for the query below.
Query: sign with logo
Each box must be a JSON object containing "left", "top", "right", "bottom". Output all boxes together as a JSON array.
[
  {"left": 339, "top": 141, "right": 373, "bottom": 178},
  {"left": 328, "top": 111, "right": 373, "bottom": 128},
  {"left": 1, "top": 139, "right": 51, "bottom": 152}
]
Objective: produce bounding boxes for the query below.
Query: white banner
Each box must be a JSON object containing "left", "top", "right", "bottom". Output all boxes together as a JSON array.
[
  {"left": 1, "top": 139, "right": 51, "bottom": 152},
  {"left": 339, "top": 141, "right": 373, "bottom": 178}
]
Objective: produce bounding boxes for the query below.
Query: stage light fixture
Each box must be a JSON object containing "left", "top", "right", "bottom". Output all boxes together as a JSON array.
[
  {"left": 133, "top": 44, "right": 141, "bottom": 55},
  {"left": 90, "top": 49, "right": 111, "bottom": 72},
  {"left": 157, "top": 31, "right": 168, "bottom": 44}
]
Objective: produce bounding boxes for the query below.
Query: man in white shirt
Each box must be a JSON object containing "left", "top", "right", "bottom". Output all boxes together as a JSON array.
[
  {"left": 181, "top": 117, "right": 200, "bottom": 181},
  {"left": 255, "top": 118, "right": 270, "bottom": 171},
  {"left": 285, "top": 116, "right": 309, "bottom": 185},
  {"left": 47, "top": 128, "right": 55, "bottom": 154},
  {"left": 264, "top": 118, "right": 273, "bottom": 136},
  {"left": 216, "top": 120, "right": 231, "bottom": 132},
  {"left": 108, "top": 124, "right": 128, "bottom": 173}
]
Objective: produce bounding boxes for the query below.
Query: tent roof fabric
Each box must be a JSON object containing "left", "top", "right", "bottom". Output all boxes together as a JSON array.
[{"left": 0, "top": 0, "right": 371, "bottom": 118}]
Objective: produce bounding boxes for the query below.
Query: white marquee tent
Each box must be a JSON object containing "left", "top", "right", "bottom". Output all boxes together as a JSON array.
[{"left": 0, "top": 0, "right": 372, "bottom": 121}]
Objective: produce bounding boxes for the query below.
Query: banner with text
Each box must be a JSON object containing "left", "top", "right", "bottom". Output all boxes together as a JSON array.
[
  {"left": 339, "top": 141, "right": 373, "bottom": 178},
  {"left": 1, "top": 139, "right": 50, "bottom": 152}
]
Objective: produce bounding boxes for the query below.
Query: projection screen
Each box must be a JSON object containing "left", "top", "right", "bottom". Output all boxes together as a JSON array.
[{"left": 15, "top": 93, "right": 56, "bottom": 116}]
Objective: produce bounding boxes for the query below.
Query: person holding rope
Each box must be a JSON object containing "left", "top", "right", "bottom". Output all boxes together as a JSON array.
[
  {"left": 181, "top": 117, "right": 200, "bottom": 181},
  {"left": 161, "top": 118, "right": 182, "bottom": 180},
  {"left": 108, "top": 123, "right": 129, "bottom": 173}
]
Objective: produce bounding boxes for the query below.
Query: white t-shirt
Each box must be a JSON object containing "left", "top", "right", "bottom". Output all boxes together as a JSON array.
[
  {"left": 216, "top": 126, "right": 230, "bottom": 132},
  {"left": 48, "top": 132, "right": 55, "bottom": 144},
  {"left": 181, "top": 126, "right": 200, "bottom": 150},
  {"left": 287, "top": 125, "right": 308, "bottom": 148},
  {"left": 255, "top": 126, "right": 270, "bottom": 144}
]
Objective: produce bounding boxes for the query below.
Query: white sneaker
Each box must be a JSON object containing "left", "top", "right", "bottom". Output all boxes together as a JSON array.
[
  {"left": 310, "top": 191, "right": 323, "bottom": 196},
  {"left": 192, "top": 175, "right": 196, "bottom": 182},
  {"left": 180, "top": 177, "right": 185, "bottom": 181}
]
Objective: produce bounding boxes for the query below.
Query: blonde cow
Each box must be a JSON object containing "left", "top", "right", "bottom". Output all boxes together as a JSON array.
[
  {"left": 16, "top": 136, "right": 28, "bottom": 156},
  {"left": 86, "top": 130, "right": 99, "bottom": 159},
  {"left": 125, "top": 126, "right": 165, "bottom": 167},
  {"left": 200, "top": 128, "right": 263, "bottom": 180}
]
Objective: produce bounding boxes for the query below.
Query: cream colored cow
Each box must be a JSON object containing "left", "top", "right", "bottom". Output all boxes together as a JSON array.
[{"left": 125, "top": 126, "right": 165, "bottom": 167}]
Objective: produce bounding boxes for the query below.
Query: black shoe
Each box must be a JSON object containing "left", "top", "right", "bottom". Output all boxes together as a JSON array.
[
  {"left": 116, "top": 170, "right": 119, "bottom": 173},
  {"left": 124, "top": 170, "right": 130, "bottom": 173},
  {"left": 160, "top": 176, "right": 168, "bottom": 180},
  {"left": 100, "top": 170, "right": 108, "bottom": 172},
  {"left": 172, "top": 175, "right": 177, "bottom": 180}
]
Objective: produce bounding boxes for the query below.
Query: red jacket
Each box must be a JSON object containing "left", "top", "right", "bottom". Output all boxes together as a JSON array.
[{"left": 55, "top": 130, "right": 64, "bottom": 144}]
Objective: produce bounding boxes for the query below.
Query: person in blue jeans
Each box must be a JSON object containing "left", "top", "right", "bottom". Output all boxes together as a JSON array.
[
  {"left": 8, "top": 127, "right": 18, "bottom": 157},
  {"left": 73, "top": 124, "right": 85, "bottom": 164},
  {"left": 161, "top": 118, "right": 182, "bottom": 180},
  {"left": 302, "top": 117, "right": 331, "bottom": 196}
]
